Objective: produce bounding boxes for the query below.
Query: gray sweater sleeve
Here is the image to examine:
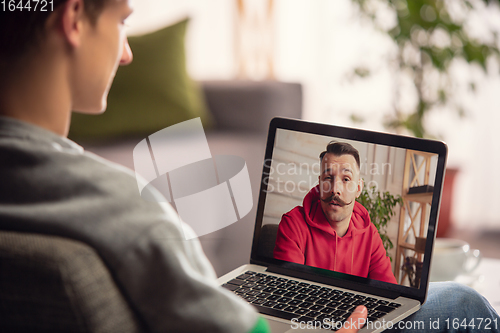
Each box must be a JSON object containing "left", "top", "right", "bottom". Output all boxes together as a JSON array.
[{"left": 0, "top": 117, "right": 258, "bottom": 333}]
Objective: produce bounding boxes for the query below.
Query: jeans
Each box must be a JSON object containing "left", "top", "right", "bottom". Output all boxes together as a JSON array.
[{"left": 387, "top": 282, "right": 500, "bottom": 332}]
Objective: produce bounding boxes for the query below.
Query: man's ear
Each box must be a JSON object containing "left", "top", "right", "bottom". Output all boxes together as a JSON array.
[
  {"left": 60, "top": 0, "right": 86, "bottom": 48},
  {"left": 356, "top": 178, "right": 364, "bottom": 198}
]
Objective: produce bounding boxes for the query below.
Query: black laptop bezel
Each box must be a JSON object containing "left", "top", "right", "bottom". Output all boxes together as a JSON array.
[{"left": 249, "top": 117, "right": 448, "bottom": 304}]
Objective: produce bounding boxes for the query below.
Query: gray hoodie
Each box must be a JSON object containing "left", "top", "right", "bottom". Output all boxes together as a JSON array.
[{"left": 0, "top": 116, "right": 257, "bottom": 333}]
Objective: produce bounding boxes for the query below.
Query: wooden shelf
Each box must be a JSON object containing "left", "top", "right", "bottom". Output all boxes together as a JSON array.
[
  {"left": 403, "top": 192, "right": 433, "bottom": 204},
  {"left": 395, "top": 149, "right": 435, "bottom": 286},
  {"left": 407, "top": 149, "right": 436, "bottom": 159},
  {"left": 398, "top": 242, "right": 415, "bottom": 251}
]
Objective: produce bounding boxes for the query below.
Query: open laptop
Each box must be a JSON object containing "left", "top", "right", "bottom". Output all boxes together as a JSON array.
[{"left": 218, "top": 117, "right": 447, "bottom": 332}]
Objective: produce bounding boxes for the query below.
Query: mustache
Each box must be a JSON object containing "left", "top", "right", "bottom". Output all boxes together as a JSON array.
[{"left": 320, "top": 194, "right": 352, "bottom": 207}]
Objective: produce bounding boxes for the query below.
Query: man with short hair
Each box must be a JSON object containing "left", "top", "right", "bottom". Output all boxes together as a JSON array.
[
  {"left": 1, "top": 1, "right": 498, "bottom": 332},
  {"left": 0, "top": 1, "right": 273, "bottom": 332},
  {"left": 0, "top": 0, "right": 371, "bottom": 331},
  {"left": 274, "top": 142, "right": 397, "bottom": 284}
]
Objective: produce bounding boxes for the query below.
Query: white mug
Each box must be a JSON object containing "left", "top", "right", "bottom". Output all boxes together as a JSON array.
[{"left": 429, "top": 238, "right": 481, "bottom": 282}]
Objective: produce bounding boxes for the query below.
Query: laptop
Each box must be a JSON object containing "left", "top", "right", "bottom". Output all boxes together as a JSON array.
[{"left": 218, "top": 117, "right": 447, "bottom": 332}]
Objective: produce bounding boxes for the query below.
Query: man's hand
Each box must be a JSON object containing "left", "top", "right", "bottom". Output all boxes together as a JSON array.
[{"left": 338, "top": 306, "right": 367, "bottom": 333}]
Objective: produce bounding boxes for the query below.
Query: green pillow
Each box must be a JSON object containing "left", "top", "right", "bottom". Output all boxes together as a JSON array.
[{"left": 69, "top": 18, "right": 211, "bottom": 141}]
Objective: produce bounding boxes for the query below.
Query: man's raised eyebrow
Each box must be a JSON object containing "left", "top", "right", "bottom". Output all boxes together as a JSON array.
[
  {"left": 321, "top": 167, "right": 354, "bottom": 175},
  {"left": 342, "top": 168, "right": 353, "bottom": 174}
]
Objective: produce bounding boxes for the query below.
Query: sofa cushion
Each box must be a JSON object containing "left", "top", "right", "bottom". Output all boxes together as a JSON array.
[
  {"left": 202, "top": 80, "right": 302, "bottom": 133},
  {"left": 69, "top": 18, "right": 211, "bottom": 142}
]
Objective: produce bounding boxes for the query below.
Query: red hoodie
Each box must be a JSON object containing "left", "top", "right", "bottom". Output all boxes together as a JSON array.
[{"left": 273, "top": 185, "right": 397, "bottom": 284}]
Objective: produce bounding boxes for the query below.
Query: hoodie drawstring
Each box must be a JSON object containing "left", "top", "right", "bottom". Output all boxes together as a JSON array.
[
  {"left": 351, "top": 236, "right": 354, "bottom": 275},
  {"left": 334, "top": 236, "right": 337, "bottom": 271}
]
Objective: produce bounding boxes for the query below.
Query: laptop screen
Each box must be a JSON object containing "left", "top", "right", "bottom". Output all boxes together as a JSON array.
[{"left": 250, "top": 118, "right": 447, "bottom": 302}]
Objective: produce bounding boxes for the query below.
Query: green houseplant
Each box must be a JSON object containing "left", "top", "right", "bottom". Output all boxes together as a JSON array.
[
  {"left": 350, "top": 0, "right": 500, "bottom": 237},
  {"left": 351, "top": 0, "right": 500, "bottom": 138},
  {"left": 356, "top": 185, "right": 403, "bottom": 261}
]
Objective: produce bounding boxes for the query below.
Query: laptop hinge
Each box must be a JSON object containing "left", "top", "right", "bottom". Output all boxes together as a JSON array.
[{"left": 266, "top": 265, "right": 400, "bottom": 300}]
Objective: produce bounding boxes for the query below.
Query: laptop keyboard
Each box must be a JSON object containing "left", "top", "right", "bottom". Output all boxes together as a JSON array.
[{"left": 222, "top": 271, "right": 401, "bottom": 329}]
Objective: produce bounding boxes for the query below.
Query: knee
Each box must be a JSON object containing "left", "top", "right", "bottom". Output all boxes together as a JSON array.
[
  {"left": 432, "top": 281, "right": 475, "bottom": 295},
  {"left": 429, "top": 282, "right": 489, "bottom": 314}
]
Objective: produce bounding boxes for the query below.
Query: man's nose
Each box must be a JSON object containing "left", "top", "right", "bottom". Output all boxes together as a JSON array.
[
  {"left": 120, "top": 38, "right": 133, "bottom": 65},
  {"left": 331, "top": 177, "right": 342, "bottom": 195}
]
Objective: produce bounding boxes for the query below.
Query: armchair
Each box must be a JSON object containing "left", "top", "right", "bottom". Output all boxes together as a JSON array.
[{"left": 0, "top": 231, "right": 144, "bottom": 333}]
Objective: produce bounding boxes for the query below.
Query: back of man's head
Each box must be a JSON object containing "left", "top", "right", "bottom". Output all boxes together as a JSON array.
[
  {"left": 319, "top": 141, "right": 361, "bottom": 170},
  {"left": 0, "top": 0, "right": 109, "bottom": 64}
]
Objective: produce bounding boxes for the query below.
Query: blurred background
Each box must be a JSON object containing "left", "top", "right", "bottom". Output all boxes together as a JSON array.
[{"left": 123, "top": 0, "right": 500, "bottom": 256}]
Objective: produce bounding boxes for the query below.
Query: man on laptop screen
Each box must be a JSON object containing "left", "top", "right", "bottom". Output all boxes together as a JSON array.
[{"left": 274, "top": 142, "right": 396, "bottom": 284}]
